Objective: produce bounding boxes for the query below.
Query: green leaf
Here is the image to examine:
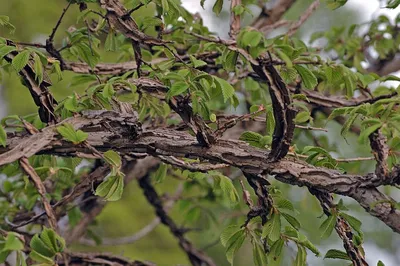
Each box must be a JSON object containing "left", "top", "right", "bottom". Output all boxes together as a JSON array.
[
  {"left": 319, "top": 215, "right": 337, "bottom": 239},
  {"left": 252, "top": 240, "right": 268, "bottom": 266},
  {"left": 153, "top": 163, "right": 167, "bottom": 183},
  {"left": 168, "top": 81, "right": 189, "bottom": 97},
  {"left": 324, "top": 249, "right": 351, "bottom": 260},
  {"left": 326, "top": 0, "right": 348, "bottom": 10},
  {"left": 30, "top": 235, "right": 55, "bottom": 258},
  {"left": 377, "top": 260, "right": 386, "bottom": 266},
  {"left": 214, "top": 76, "right": 235, "bottom": 103},
  {"left": 12, "top": 50, "right": 30, "bottom": 72},
  {"left": 294, "top": 65, "right": 317, "bottom": 89},
  {"left": 358, "top": 122, "right": 382, "bottom": 144},
  {"left": 102, "top": 83, "right": 115, "bottom": 98},
  {"left": 239, "top": 131, "right": 263, "bottom": 147},
  {"left": 95, "top": 174, "right": 124, "bottom": 201},
  {"left": 103, "top": 150, "right": 122, "bottom": 168},
  {"left": 29, "top": 250, "right": 54, "bottom": 264},
  {"left": 275, "top": 198, "right": 294, "bottom": 212},
  {"left": 262, "top": 212, "right": 281, "bottom": 241},
  {"left": 269, "top": 238, "right": 284, "bottom": 261},
  {"left": 220, "top": 225, "right": 242, "bottom": 247},
  {"left": 294, "top": 245, "right": 307, "bottom": 266},
  {"left": 189, "top": 55, "right": 207, "bottom": 68},
  {"left": 265, "top": 106, "right": 275, "bottom": 136},
  {"left": 57, "top": 123, "right": 88, "bottom": 144},
  {"left": 105, "top": 30, "right": 118, "bottom": 51},
  {"left": 275, "top": 49, "right": 293, "bottom": 68},
  {"left": 0, "top": 45, "right": 16, "bottom": 60},
  {"left": 0, "top": 125, "right": 6, "bottom": 147},
  {"left": 225, "top": 229, "right": 246, "bottom": 264},
  {"left": 0, "top": 15, "right": 15, "bottom": 33},
  {"left": 386, "top": 0, "right": 400, "bottom": 8},
  {"left": 223, "top": 49, "right": 239, "bottom": 72},
  {"left": 161, "top": 0, "right": 169, "bottom": 13},
  {"left": 295, "top": 111, "right": 311, "bottom": 123},
  {"left": 212, "top": 0, "right": 223, "bottom": 15},
  {"left": 213, "top": 173, "right": 239, "bottom": 203},
  {"left": 33, "top": 53, "right": 43, "bottom": 84},
  {"left": 281, "top": 212, "right": 300, "bottom": 230},
  {"left": 339, "top": 213, "right": 362, "bottom": 233},
  {"left": 4, "top": 233, "right": 24, "bottom": 251}
]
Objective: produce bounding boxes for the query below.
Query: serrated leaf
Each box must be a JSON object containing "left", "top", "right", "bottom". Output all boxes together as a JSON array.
[
  {"left": 4, "top": 233, "right": 24, "bottom": 251},
  {"left": 105, "top": 30, "right": 117, "bottom": 51},
  {"left": 33, "top": 53, "right": 43, "bottom": 84},
  {"left": 262, "top": 212, "right": 281, "bottom": 241},
  {"left": 29, "top": 250, "right": 54, "bottom": 264},
  {"left": 294, "top": 65, "right": 317, "bottom": 89},
  {"left": 319, "top": 215, "right": 336, "bottom": 239},
  {"left": 252, "top": 240, "right": 268, "bottom": 266},
  {"left": 12, "top": 50, "right": 30, "bottom": 72},
  {"left": 0, "top": 125, "right": 6, "bottom": 147},
  {"left": 223, "top": 49, "right": 239, "bottom": 72},
  {"left": 294, "top": 245, "right": 307, "bottom": 266},
  {"left": 324, "top": 249, "right": 351, "bottom": 260},
  {"left": 57, "top": 123, "right": 88, "bottom": 144},
  {"left": 30, "top": 235, "right": 55, "bottom": 258},
  {"left": 269, "top": 238, "right": 284, "bottom": 261},
  {"left": 275, "top": 198, "right": 294, "bottom": 212},
  {"left": 214, "top": 76, "right": 235, "bottom": 103},
  {"left": 168, "top": 81, "right": 189, "bottom": 97},
  {"left": 239, "top": 131, "right": 263, "bottom": 147},
  {"left": 300, "top": 238, "right": 320, "bottom": 256},
  {"left": 281, "top": 212, "right": 300, "bottom": 230},
  {"left": 225, "top": 230, "right": 246, "bottom": 264},
  {"left": 220, "top": 225, "right": 242, "bottom": 247},
  {"left": 95, "top": 174, "right": 124, "bottom": 201},
  {"left": 213, "top": 174, "right": 239, "bottom": 203},
  {"left": 189, "top": 55, "right": 207, "bottom": 68}
]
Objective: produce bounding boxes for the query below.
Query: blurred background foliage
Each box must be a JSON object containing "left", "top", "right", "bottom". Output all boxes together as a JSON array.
[{"left": 0, "top": 0, "right": 399, "bottom": 265}]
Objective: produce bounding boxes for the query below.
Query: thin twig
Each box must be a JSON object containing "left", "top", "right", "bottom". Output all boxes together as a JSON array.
[
  {"left": 287, "top": 0, "right": 320, "bottom": 37},
  {"left": 19, "top": 157, "right": 58, "bottom": 231},
  {"left": 48, "top": 1, "right": 72, "bottom": 43}
]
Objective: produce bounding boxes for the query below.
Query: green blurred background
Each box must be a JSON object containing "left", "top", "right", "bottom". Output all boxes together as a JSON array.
[{"left": 0, "top": 0, "right": 399, "bottom": 265}]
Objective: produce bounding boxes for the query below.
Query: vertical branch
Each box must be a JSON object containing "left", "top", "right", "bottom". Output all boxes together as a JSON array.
[
  {"left": 369, "top": 130, "right": 389, "bottom": 179},
  {"left": 309, "top": 189, "right": 368, "bottom": 266},
  {"left": 138, "top": 174, "right": 216, "bottom": 266},
  {"left": 229, "top": 0, "right": 241, "bottom": 39},
  {"left": 20, "top": 157, "right": 58, "bottom": 231}
]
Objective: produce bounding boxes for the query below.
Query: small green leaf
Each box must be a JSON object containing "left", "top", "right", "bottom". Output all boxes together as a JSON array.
[
  {"left": 214, "top": 76, "right": 235, "bottom": 103},
  {"left": 275, "top": 197, "right": 294, "bottom": 212},
  {"left": 4, "top": 233, "right": 24, "bottom": 251},
  {"left": 239, "top": 131, "right": 263, "bottom": 147},
  {"left": 324, "top": 249, "right": 351, "bottom": 260},
  {"left": 12, "top": 50, "right": 30, "bottom": 72},
  {"left": 212, "top": 0, "right": 223, "bottom": 15},
  {"left": 294, "top": 245, "right": 307, "bottom": 266},
  {"left": 153, "top": 163, "right": 168, "bottom": 183},
  {"left": 29, "top": 250, "right": 54, "bottom": 264},
  {"left": 57, "top": 123, "right": 88, "bottom": 144},
  {"left": 319, "top": 215, "right": 336, "bottom": 239},
  {"left": 294, "top": 64, "right": 317, "bottom": 89},
  {"left": 262, "top": 212, "right": 281, "bottom": 241},
  {"left": 269, "top": 238, "right": 284, "bottom": 261},
  {"left": 30, "top": 235, "right": 55, "bottom": 258},
  {"left": 275, "top": 49, "right": 293, "bottom": 68},
  {"left": 252, "top": 240, "right": 268, "bottom": 266},
  {"left": 168, "top": 81, "right": 189, "bottom": 97},
  {"left": 189, "top": 55, "right": 207, "bottom": 68},
  {"left": 225, "top": 229, "right": 246, "bottom": 264},
  {"left": 220, "top": 225, "right": 242, "bottom": 247},
  {"left": 339, "top": 213, "right": 362, "bottom": 233},
  {"left": 377, "top": 260, "right": 386, "bottom": 266},
  {"left": 33, "top": 53, "right": 43, "bottom": 84},
  {"left": 0, "top": 125, "right": 6, "bottom": 147},
  {"left": 105, "top": 30, "right": 118, "bottom": 51},
  {"left": 103, "top": 150, "right": 122, "bottom": 168},
  {"left": 295, "top": 111, "right": 311, "bottom": 123},
  {"left": 0, "top": 45, "right": 16, "bottom": 60},
  {"left": 95, "top": 174, "right": 124, "bottom": 201},
  {"left": 281, "top": 212, "right": 300, "bottom": 230},
  {"left": 326, "top": 0, "right": 348, "bottom": 10}
]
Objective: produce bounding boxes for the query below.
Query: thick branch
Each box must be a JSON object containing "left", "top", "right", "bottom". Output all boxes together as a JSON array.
[
  {"left": 1, "top": 111, "right": 400, "bottom": 233},
  {"left": 251, "top": 0, "right": 296, "bottom": 30}
]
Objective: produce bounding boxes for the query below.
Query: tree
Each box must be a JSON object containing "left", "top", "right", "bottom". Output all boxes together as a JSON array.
[{"left": 0, "top": 0, "right": 399, "bottom": 265}]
